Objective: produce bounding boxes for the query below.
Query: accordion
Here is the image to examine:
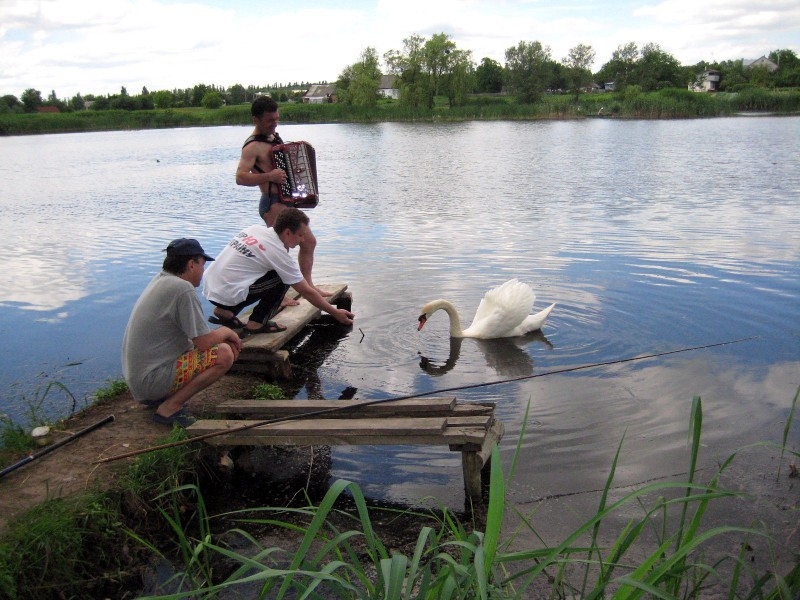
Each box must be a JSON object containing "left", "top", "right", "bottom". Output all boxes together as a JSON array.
[{"left": 268, "top": 141, "right": 319, "bottom": 208}]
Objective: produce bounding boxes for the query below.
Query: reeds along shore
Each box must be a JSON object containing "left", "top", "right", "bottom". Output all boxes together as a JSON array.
[{"left": 2, "top": 88, "right": 799, "bottom": 136}]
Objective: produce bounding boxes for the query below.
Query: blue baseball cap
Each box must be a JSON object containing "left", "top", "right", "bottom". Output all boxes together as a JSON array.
[{"left": 164, "top": 238, "right": 215, "bottom": 261}]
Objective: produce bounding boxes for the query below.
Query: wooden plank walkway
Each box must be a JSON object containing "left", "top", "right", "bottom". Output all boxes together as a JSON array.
[
  {"left": 186, "top": 397, "right": 504, "bottom": 502},
  {"left": 234, "top": 283, "right": 350, "bottom": 377}
]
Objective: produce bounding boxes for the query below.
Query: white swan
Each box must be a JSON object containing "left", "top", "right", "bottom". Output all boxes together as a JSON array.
[{"left": 417, "top": 279, "right": 555, "bottom": 339}]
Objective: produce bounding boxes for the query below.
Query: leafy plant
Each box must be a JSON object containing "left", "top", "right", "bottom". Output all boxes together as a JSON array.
[
  {"left": 252, "top": 383, "right": 284, "bottom": 401},
  {"left": 93, "top": 378, "right": 128, "bottom": 402}
]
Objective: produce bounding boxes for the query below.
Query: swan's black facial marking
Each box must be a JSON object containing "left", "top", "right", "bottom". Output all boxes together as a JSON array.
[{"left": 417, "top": 314, "right": 427, "bottom": 330}]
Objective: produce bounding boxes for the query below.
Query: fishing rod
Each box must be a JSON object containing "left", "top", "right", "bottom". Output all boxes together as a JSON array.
[
  {"left": 95, "top": 336, "right": 758, "bottom": 464},
  {"left": 1, "top": 414, "right": 115, "bottom": 479}
]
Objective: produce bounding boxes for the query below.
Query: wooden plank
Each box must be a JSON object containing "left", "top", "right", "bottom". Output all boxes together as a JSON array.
[
  {"left": 239, "top": 283, "right": 348, "bottom": 355},
  {"left": 446, "top": 415, "right": 492, "bottom": 429},
  {"left": 216, "top": 397, "right": 458, "bottom": 418},
  {"left": 187, "top": 417, "right": 446, "bottom": 438},
  {"left": 186, "top": 420, "right": 498, "bottom": 448}
]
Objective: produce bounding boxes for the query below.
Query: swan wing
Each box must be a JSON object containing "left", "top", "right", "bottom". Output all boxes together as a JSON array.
[
  {"left": 463, "top": 279, "right": 535, "bottom": 338},
  {"left": 507, "top": 303, "right": 556, "bottom": 337}
]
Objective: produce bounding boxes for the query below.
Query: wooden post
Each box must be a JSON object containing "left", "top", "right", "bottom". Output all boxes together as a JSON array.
[{"left": 462, "top": 451, "right": 484, "bottom": 502}]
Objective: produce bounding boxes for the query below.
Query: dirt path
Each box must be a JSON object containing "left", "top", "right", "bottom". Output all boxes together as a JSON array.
[{"left": 0, "top": 372, "right": 261, "bottom": 533}]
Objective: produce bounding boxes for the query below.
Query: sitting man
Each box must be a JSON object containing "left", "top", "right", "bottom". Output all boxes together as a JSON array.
[
  {"left": 235, "top": 96, "right": 330, "bottom": 303},
  {"left": 203, "top": 208, "right": 354, "bottom": 335},
  {"left": 122, "top": 238, "right": 242, "bottom": 427}
]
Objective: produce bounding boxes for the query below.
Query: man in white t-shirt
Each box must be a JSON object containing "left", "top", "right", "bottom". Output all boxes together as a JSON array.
[{"left": 203, "top": 208, "right": 354, "bottom": 335}]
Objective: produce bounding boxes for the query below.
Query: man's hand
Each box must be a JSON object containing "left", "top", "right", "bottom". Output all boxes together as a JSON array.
[{"left": 268, "top": 168, "right": 287, "bottom": 185}]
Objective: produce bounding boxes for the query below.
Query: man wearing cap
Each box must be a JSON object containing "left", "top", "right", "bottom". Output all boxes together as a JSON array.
[{"left": 122, "top": 238, "right": 242, "bottom": 426}]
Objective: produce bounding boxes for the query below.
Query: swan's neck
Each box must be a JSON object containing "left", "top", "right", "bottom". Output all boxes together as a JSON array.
[{"left": 426, "top": 300, "right": 465, "bottom": 337}]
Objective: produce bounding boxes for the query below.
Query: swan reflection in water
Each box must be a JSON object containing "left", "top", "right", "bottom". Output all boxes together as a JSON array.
[{"left": 419, "top": 330, "right": 553, "bottom": 378}]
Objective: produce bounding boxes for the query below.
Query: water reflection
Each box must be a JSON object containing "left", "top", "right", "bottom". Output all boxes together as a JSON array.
[
  {"left": 1, "top": 118, "right": 799, "bottom": 511},
  {"left": 419, "top": 331, "right": 553, "bottom": 378}
]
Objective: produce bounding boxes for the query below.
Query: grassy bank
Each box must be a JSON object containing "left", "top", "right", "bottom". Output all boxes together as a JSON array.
[
  {"left": 2, "top": 89, "right": 799, "bottom": 136},
  {"left": 0, "top": 393, "right": 798, "bottom": 599}
]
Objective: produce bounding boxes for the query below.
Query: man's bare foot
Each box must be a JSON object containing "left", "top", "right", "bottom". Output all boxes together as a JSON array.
[
  {"left": 316, "top": 287, "right": 332, "bottom": 297},
  {"left": 281, "top": 296, "right": 300, "bottom": 307}
]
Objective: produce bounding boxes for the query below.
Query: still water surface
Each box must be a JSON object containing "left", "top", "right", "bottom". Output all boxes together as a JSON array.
[{"left": 1, "top": 117, "right": 798, "bottom": 507}]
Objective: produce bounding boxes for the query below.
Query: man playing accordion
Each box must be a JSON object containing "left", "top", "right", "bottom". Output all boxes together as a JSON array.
[{"left": 235, "top": 96, "right": 330, "bottom": 300}]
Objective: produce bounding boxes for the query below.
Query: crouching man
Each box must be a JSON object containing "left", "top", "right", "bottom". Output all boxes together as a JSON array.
[
  {"left": 122, "top": 238, "right": 242, "bottom": 427},
  {"left": 203, "top": 208, "right": 354, "bottom": 334}
]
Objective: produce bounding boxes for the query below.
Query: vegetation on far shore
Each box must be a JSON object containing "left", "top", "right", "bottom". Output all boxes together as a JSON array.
[{"left": 1, "top": 87, "right": 799, "bottom": 137}]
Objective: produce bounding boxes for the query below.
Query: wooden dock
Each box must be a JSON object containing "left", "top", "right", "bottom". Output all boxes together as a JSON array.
[
  {"left": 186, "top": 397, "right": 504, "bottom": 502},
  {"left": 234, "top": 282, "right": 351, "bottom": 377}
]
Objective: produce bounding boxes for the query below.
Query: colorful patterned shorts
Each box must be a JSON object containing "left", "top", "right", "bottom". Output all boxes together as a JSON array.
[{"left": 170, "top": 346, "right": 219, "bottom": 393}]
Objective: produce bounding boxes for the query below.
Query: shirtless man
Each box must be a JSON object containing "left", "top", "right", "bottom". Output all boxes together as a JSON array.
[{"left": 235, "top": 96, "right": 330, "bottom": 302}]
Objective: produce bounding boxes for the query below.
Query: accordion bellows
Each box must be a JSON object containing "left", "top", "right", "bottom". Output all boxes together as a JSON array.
[{"left": 268, "top": 141, "right": 319, "bottom": 208}]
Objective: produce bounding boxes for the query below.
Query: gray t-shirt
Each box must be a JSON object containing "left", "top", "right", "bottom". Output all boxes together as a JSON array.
[{"left": 121, "top": 271, "right": 210, "bottom": 402}]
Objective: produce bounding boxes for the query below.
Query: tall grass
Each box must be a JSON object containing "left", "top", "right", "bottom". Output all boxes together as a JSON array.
[
  {"left": 0, "top": 427, "right": 203, "bottom": 600},
  {"left": 132, "top": 396, "right": 799, "bottom": 599}
]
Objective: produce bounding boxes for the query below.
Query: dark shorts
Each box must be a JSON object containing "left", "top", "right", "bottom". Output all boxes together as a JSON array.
[{"left": 259, "top": 192, "right": 281, "bottom": 217}]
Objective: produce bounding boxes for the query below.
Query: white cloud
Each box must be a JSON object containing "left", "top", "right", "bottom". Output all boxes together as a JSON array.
[{"left": 1, "top": 0, "right": 798, "bottom": 98}]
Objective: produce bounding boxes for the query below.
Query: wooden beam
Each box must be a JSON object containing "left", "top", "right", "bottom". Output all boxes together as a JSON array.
[
  {"left": 240, "top": 283, "right": 348, "bottom": 355},
  {"left": 215, "top": 397, "right": 458, "bottom": 418}
]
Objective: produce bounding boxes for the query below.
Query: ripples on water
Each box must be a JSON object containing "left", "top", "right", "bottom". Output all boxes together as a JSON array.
[{"left": 1, "top": 118, "right": 798, "bottom": 507}]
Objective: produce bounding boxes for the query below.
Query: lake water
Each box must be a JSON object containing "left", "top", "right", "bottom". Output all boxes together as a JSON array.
[{"left": 1, "top": 117, "right": 798, "bottom": 509}]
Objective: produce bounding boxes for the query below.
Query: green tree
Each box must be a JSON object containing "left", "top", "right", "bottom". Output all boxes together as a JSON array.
[
  {"left": 68, "top": 93, "right": 85, "bottom": 111},
  {"left": 110, "top": 93, "right": 138, "bottom": 110},
  {"left": 446, "top": 52, "right": 475, "bottom": 107},
  {"left": 714, "top": 59, "right": 747, "bottom": 91},
  {"left": 636, "top": 43, "right": 682, "bottom": 90},
  {"left": 595, "top": 41, "right": 638, "bottom": 90},
  {"left": 201, "top": 90, "right": 224, "bottom": 109},
  {"left": 191, "top": 84, "right": 210, "bottom": 107},
  {"left": 228, "top": 83, "right": 247, "bottom": 104},
  {"left": 152, "top": 90, "right": 174, "bottom": 109},
  {"left": 562, "top": 43, "right": 596, "bottom": 98},
  {"left": 0, "top": 94, "right": 22, "bottom": 113},
  {"left": 386, "top": 34, "right": 434, "bottom": 109},
  {"left": 475, "top": 57, "right": 504, "bottom": 93},
  {"left": 91, "top": 96, "right": 110, "bottom": 110},
  {"left": 21, "top": 88, "right": 43, "bottom": 112},
  {"left": 337, "top": 47, "right": 382, "bottom": 107},
  {"left": 424, "top": 33, "right": 457, "bottom": 97},
  {"left": 504, "top": 40, "right": 552, "bottom": 103},
  {"left": 770, "top": 49, "right": 800, "bottom": 88}
]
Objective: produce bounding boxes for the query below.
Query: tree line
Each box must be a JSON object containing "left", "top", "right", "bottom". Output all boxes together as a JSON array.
[{"left": 1, "top": 33, "right": 798, "bottom": 114}]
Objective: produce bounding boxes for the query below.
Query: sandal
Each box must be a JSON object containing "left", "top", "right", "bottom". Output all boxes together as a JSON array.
[
  {"left": 244, "top": 320, "right": 287, "bottom": 335},
  {"left": 152, "top": 407, "right": 197, "bottom": 427},
  {"left": 208, "top": 314, "right": 246, "bottom": 329}
]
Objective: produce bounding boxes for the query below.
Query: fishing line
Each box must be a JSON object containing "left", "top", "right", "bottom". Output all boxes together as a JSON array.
[{"left": 95, "top": 335, "right": 758, "bottom": 464}]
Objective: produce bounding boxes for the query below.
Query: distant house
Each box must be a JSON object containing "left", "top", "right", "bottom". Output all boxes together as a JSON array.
[
  {"left": 603, "top": 82, "right": 615, "bottom": 91},
  {"left": 36, "top": 106, "right": 60, "bottom": 113},
  {"left": 745, "top": 56, "right": 779, "bottom": 72},
  {"left": 378, "top": 74, "right": 400, "bottom": 100},
  {"left": 689, "top": 69, "right": 721, "bottom": 92},
  {"left": 303, "top": 84, "right": 336, "bottom": 104}
]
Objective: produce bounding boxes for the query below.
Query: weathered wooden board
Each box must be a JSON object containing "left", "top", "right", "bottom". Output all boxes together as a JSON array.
[
  {"left": 239, "top": 283, "right": 349, "bottom": 355},
  {"left": 216, "top": 397, "right": 460, "bottom": 418}
]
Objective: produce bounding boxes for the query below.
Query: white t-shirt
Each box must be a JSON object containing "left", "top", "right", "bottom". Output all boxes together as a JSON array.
[{"left": 203, "top": 223, "right": 303, "bottom": 306}]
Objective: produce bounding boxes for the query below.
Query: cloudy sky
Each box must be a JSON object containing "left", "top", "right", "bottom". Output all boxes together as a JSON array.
[{"left": 1, "top": 0, "right": 798, "bottom": 99}]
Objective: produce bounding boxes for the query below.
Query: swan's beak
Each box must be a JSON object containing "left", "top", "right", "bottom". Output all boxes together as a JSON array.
[{"left": 417, "top": 314, "right": 427, "bottom": 331}]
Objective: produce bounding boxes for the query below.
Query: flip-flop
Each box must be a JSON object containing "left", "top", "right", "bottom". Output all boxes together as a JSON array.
[
  {"left": 208, "top": 315, "right": 246, "bottom": 329},
  {"left": 152, "top": 407, "right": 196, "bottom": 427},
  {"left": 244, "top": 320, "right": 287, "bottom": 335}
]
